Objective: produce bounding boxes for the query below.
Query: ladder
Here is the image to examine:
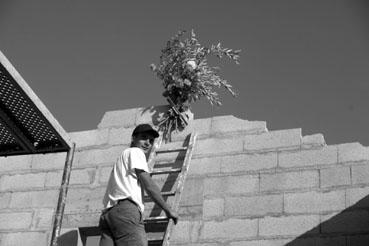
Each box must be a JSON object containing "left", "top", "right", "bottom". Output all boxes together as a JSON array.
[{"left": 144, "top": 132, "right": 197, "bottom": 246}]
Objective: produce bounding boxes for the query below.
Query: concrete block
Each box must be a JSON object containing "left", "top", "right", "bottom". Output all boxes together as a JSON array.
[
  {"left": 230, "top": 239, "right": 291, "bottom": 246},
  {"left": 136, "top": 105, "right": 180, "bottom": 126},
  {"left": 346, "top": 186, "right": 369, "bottom": 208},
  {"left": 45, "top": 171, "right": 63, "bottom": 187},
  {"left": 31, "top": 208, "right": 54, "bottom": 229},
  {"left": 321, "top": 210, "right": 369, "bottom": 233},
  {"left": 98, "top": 166, "right": 113, "bottom": 184},
  {"left": 0, "top": 212, "right": 33, "bottom": 230},
  {"left": 69, "top": 128, "right": 109, "bottom": 148},
  {"left": 180, "top": 178, "right": 204, "bottom": 206},
  {"left": 74, "top": 146, "right": 124, "bottom": 167},
  {"left": 69, "top": 168, "right": 96, "bottom": 185},
  {"left": 177, "top": 205, "right": 202, "bottom": 220},
  {"left": 31, "top": 152, "right": 67, "bottom": 170},
  {"left": 243, "top": 128, "right": 301, "bottom": 151},
  {"left": 279, "top": 146, "right": 337, "bottom": 168},
  {"left": 0, "top": 155, "right": 32, "bottom": 173},
  {"left": 260, "top": 170, "right": 318, "bottom": 192},
  {"left": 0, "top": 172, "right": 46, "bottom": 191},
  {"left": 316, "top": 237, "right": 347, "bottom": 246},
  {"left": 171, "top": 220, "right": 201, "bottom": 243},
  {"left": 301, "top": 133, "right": 326, "bottom": 149},
  {"left": 10, "top": 189, "right": 59, "bottom": 208},
  {"left": 352, "top": 164, "right": 369, "bottom": 185},
  {"left": 225, "top": 194, "right": 283, "bottom": 217},
  {"left": 259, "top": 215, "right": 319, "bottom": 236},
  {"left": 0, "top": 192, "right": 11, "bottom": 209},
  {"left": 210, "top": 115, "right": 267, "bottom": 135},
  {"left": 194, "top": 137, "right": 244, "bottom": 156},
  {"left": 347, "top": 235, "right": 369, "bottom": 246},
  {"left": 284, "top": 190, "right": 345, "bottom": 214},
  {"left": 64, "top": 187, "right": 105, "bottom": 213},
  {"left": 204, "top": 174, "right": 259, "bottom": 197},
  {"left": 107, "top": 127, "right": 133, "bottom": 145},
  {"left": 98, "top": 108, "right": 138, "bottom": 129},
  {"left": 203, "top": 198, "right": 224, "bottom": 218},
  {"left": 220, "top": 153, "right": 277, "bottom": 173},
  {"left": 170, "top": 118, "right": 212, "bottom": 142},
  {"left": 189, "top": 157, "right": 222, "bottom": 176},
  {"left": 1, "top": 232, "right": 48, "bottom": 246},
  {"left": 200, "top": 218, "right": 258, "bottom": 239},
  {"left": 320, "top": 166, "right": 350, "bottom": 188},
  {"left": 338, "top": 142, "right": 369, "bottom": 163},
  {"left": 62, "top": 212, "right": 100, "bottom": 228}
]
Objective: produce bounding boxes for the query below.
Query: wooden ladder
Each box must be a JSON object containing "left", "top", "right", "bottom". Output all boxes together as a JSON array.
[{"left": 144, "top": 132, "right": 197, "bottom": 246}]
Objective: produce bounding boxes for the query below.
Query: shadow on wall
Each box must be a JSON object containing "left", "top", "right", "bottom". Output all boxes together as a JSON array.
[{"left": 286, "top": 194, "right": 369, "bottom": 246}]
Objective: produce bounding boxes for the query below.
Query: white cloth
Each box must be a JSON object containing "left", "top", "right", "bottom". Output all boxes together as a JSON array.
[{"left": 102, "top": 147, "right": 150, "bottom": 212}]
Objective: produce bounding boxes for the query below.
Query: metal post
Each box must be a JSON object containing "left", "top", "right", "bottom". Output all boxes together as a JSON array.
[{"left": 50, "top": 143, "right": 76, "bottom": 246}]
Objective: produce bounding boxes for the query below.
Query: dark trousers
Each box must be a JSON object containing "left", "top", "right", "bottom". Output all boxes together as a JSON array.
[{"left": 98, "top": 199, "right": 147, "bottom": 246}]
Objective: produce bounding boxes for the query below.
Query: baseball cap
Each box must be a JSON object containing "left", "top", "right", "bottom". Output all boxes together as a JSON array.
[{"left": 132, "top": 124, "right": 159, "bottom": 138}]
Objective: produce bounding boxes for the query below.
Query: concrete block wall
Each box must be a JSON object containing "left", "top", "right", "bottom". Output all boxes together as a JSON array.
[{"left": 1, "top": 105, "right": 369, "bottom": 246}]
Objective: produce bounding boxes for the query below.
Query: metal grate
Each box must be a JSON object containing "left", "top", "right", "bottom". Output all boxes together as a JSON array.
[{"left": 0, "top": 62, "right": 70, "bottom": 156}]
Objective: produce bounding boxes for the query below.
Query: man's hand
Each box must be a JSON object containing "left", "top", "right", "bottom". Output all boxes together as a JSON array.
[{"left": 165, "top": 210, "right": 179, "bottom": 225}]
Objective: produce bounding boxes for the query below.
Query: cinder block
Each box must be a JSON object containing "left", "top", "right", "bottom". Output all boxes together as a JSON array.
[
  {"left": 279, "top": 146, "right": 337, "bottom": 168},
  {"left": 107, "top": 127, "right": 133, "bottom": 145},
  {"left": 10, "top": 190, "right": 59, "bottom": 208},
  {"left": 260, "top": 170, "right": 318, "bottom": 192},
  {"left": 203, "top": 198, "right": 224, "bottom": 218},
  {"left": 45, "top": 171, "right": 63, "bottom": 187},
  {"left": 200, "top": 218, "right": 258, "bottom": 239},
  {"left": 243, "top": 128, "right": 301, "bottom": 151},
  {"left": 204, "top": 174, "right": 259, "bottom": 197},
  {"left": 98, "top": 166, "right": 113, "bottom": 184},
  {"left": 229, "top": 239, "right": 291, "bottom": 246},
  {"left": 194, "top": 137, "right": 244, "bottom": 156},
  {"left": 31, "top": 208, "right": 54, "bottom": 229},
  {"left": 74, "top": 146, "right": 124, "bottom": 167},
  {"left": 220, "top": 153, "right": 277, "bottom": 173},
  {"left": 0, "top": 192, "right": 11, "bottom": 209},
  {"left": 0, "top": 155, "right": 32, "bottom": 173},
  {"left": 98, "top": 108, "right": 138, "bottom": 129},
  {"left": 0, "top": 212, "right": 33, "bottom": 230},
  {"left": 321, "top": 210, "right": 369, "bottom": 233},
  {"left": 301, "top": 134, "right": 326, "bottom": 149},
  {"left": 178, "top": 205, "right": 202, "bottom": 220},
  {"left": 69, "top": 168, "right": 96, "bottom": 185},
  {"left": 171, "top": 220, "right": 202, "bottom": 243},
  {"left": 31, "top": 152, "right": 67, "bottom": 170},
  {"left": 347, "top": 235, "right": 369, "bottom": 246},
  {"left": 180, "top": 178, "right": 204, "bottom": 206},
  {"left": 320, "top": 166, "right": 350, "bottom": 188},
  {"left": 259, "top": 215, "right": 319, "bottom": 236},
  {"left": 338, "top": 142, "right": 369, "bottom": 163},
  {"left": 0, "top": 172, "right": 46, "bottom": 191},
  {"left": 69, "top": 128, "right": 109, "bottom": 148},
  {"left": 1, "top": 232, "right": 48, "bottom": 246},
  {"left": 284, "top": 190, "right": 345, "bottom": 214},
  {"left": 316, "top": 236, "right": 346, "bottom": 246},
  {"left": 62, "top": 212, "right": 100, "bottom": 228},
  {"left": 345, "top": 187, "right": 369, "bottom": 208},
  {"left": 352, "top": 164, "right": 369, "bottom": 185},
  {"left": 189, "top": 157, "right": 222, "bottom": 176},
  {"left": 210, "top": 115, "right": 267, "bottom": 135},
  {"left": 64, "top": 187, "right": 105, "bottom": 213},
  {"left": 170, "top": 118, "right": 212, "bottom": 142},
  {"left": 136, "top": 105, "right": 178, "bottom": 126},
  {"left": 225, "top": 194, "right": 283, "bottom": 217}
]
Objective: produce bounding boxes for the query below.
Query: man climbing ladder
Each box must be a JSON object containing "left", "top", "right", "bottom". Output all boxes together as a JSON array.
[{"left": 98, "top": 124, "right": 178, "bottom": 246}]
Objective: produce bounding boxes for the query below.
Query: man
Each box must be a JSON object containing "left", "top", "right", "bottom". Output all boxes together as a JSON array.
[{"left": 99, "top": 124, "right": 179, "bottom": 246}]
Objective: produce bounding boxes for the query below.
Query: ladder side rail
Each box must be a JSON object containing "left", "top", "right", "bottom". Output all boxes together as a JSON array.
[
  {"left": 147, "top": 134, "right": 163, "bottom": 171},
  {"left": 162, "top": 132, "right": 197, "bottom": 246}
]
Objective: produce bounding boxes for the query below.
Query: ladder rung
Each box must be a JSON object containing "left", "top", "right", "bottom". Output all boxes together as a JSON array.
[
  {"left": 151, "top": 168, "right": 182, "bottom": 175},
  {"left": 156, "top": 147, "right": 188, "bottom": 153},
  {"left": 145, "top": 216, "right": 169, "bottom": 222},
  {"left": 144, "top": 191, "right": 176, "bottom": 201}
]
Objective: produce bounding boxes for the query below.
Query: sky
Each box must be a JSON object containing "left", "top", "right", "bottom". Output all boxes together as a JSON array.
[{"left": 0, "top": 0, "right": 368, "bottom": 145}]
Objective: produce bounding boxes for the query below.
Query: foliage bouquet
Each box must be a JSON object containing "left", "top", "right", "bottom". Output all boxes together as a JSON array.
[{"left": 150, "top": 30, "right": 241, "bottom": 140}]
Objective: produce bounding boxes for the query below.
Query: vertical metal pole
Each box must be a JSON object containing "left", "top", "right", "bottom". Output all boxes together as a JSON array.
[{"left": 50, "top": 143, "right": 76, "bottom": 246}]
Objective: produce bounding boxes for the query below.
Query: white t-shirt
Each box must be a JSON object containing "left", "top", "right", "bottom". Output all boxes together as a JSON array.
[{"left": 102, "top": 147, "right": 150, "bottom": 212}]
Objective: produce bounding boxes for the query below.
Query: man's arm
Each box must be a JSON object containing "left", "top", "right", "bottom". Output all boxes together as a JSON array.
[{"left": 135, "top": 169, "right": 179, "bottom": 224}]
